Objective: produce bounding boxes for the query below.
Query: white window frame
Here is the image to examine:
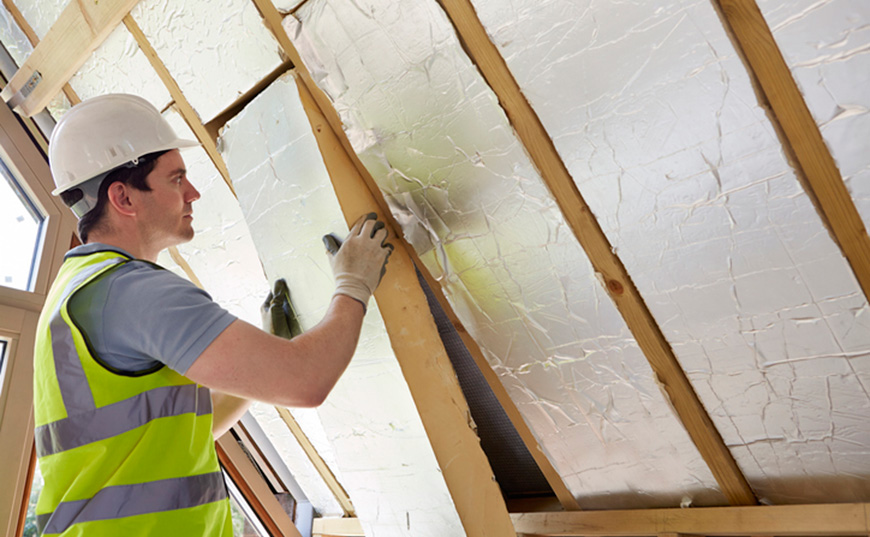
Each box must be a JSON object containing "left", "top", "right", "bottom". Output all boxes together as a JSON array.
[{"left": 0, "top": 96, "right": 75, "bottom": 536}]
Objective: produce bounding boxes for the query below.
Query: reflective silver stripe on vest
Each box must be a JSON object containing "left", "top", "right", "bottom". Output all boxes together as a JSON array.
[
  {"left": 50, "top": 257, "right": 127, "bottom": 415},
  {"left": 35, "top": 383, "right": 212, "bottom": 457},
  {"left": 36, "top": 471, "right": 227, "bottom": 535}
]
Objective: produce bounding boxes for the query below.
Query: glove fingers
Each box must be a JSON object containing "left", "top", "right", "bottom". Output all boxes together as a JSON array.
[
  {"left": 270, "top": 304, "right": 293, "bottom": 340},
  {"left": 323, "top": 234, "right": 342, "bottom": 256},
  {"left": 350, "top": 212, "right": 378, "bottom": 237}
]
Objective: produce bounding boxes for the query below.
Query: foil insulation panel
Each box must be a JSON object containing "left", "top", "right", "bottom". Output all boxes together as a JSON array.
[
  {"left": 130, "top": 0, "right": 284, "bottom": 122},
  {"left": 468, "top": 0, "right": 870, "bottom": 503},
  {"left": 0, "top": 3, "right": 32, "bottom": 67},
  {"left": 247, "top": 405, "right": 345, "bottom": 517},
  {"left": 287, "top": 0, "right": 726, "bottom": 509},
  {"left": 160, "top": 109, "right": 266, "bottom": 326},
  {"left": 13, "top": 0, "right": 64, "bottom": 38},
  {"left": 220, "top": 72, "right": 465, "bottom": 535},
  {"left": 756, "top": 0, "right": 870, "bottom": 244},
  {"left": 69, "top": 24, "right": 172, "bottom": 112}
]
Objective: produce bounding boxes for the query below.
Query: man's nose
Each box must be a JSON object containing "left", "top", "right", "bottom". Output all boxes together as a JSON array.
[{"left": 185, "top": 180, "right": 201, "bottom": 203}]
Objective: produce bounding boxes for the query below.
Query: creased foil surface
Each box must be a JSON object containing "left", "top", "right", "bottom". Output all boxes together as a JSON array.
[
  {"left": 287, "top": 0, "right": 727, "bottom": 509},
  {"left": 221, "top": 72, "right": 465, "bottom": 535},
  {"left": 470, "top": 0, "right": 870, "bottom": 503},
  {"left": 131, "top": 0, "right": 284, "bottom": 122},
  {"left": 757, "top": 0, "right": 870, "bottom": 248}
]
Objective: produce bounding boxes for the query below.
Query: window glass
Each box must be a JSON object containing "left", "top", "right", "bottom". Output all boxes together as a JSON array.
[
  {"left": 21, "top": 460, "right": 42, "bottom": 537},
  {"left": 225, "top": 472, "right": 270, "bottom": 537},
  {"left": 0, "top": 158, "right": 43, "bottom": 291}
]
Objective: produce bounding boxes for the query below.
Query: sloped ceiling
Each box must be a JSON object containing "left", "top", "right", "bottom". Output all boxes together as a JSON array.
[{"left": 2, "top": 0, "right": 868, "bottom": 534}]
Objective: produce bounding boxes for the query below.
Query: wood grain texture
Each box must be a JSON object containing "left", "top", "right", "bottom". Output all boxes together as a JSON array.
[
  {"left": 714, "top": 0, "right": 870, "bottom": 313},
  {"left": 295, "top": 73, "right": 515, "bottom": 536},
  {"left": 511, "top": 503, "right": 870, "bottom": 536},
  {"left": 1, "top": 0, "right": 81, "bottom": 107},
  {"left": 251, "top": 0, "right": 580, "bottom": 512},
  {"left": 312, "top": 517, "right": 364, "bottom": 537},
  {"left": 434, "top": 0, "right": 756, "bottom": 506},
  {"left": 122, "top": 15, "right": 236, "bottom": 197},
  {"left": 0, "top": 0, "right": 135, "bottom": 115},
  {"left": 275, "top": 407, "right": 355, "bottom": 517}
]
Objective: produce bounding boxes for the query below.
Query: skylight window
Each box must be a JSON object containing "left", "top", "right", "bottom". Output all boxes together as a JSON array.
[{"left": 0, "top": 159, "right": 43, "bottom": 291}]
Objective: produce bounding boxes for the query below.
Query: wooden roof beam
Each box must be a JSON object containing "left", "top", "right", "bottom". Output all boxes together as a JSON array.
[
  {"left": 0, "top": 0, "right": 137, "bottom": 116},
  {"left": 1, "top": 0, "right": 80, "bottom": 107},
  {"left": 511, "top": 502, "right": 870, "bottom": 536},
  {"left": 250, "top": 0, "right": 581, "bottom": 513},
  {"left": 275, "top": 407, "right": 356, "bottom": 518},
  {"left": 712, "top": 0, "right": 870, "bottom": 307},
  {"left": 122, "top": 15, "right": 237, "bottom": 197},
  {"left": 293, "top": 72, "right": 516, "bottom": 536},
  {"left": 433, "top": 0, "right": 756, "bottom": 506}
]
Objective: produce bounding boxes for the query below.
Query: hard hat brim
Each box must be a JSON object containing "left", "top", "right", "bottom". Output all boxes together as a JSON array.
[{"left": 51, "top": 138, "right": 201, "bottom": 196}]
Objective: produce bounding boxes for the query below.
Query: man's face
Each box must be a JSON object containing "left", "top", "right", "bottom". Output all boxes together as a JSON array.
[{"left": 138, "top": 149, "right": 200, "bottom": 248}]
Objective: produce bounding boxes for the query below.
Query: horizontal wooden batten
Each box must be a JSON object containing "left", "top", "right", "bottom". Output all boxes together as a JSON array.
[{"left": 511, "top": 503, "right": 870, "bottom": 536}]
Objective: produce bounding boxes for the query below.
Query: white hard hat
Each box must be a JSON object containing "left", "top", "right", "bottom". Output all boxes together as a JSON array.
[{"left": 48, "top": 94, "right": 199, "bottom": 216}]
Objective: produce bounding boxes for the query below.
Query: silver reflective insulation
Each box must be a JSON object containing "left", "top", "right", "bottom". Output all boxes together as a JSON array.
[
  {"left": 13, "top": 0, "right": 64, "bottom": 38},
  {"left": 469, "top": 0, "right": 870, "bottom": 503},
  {"left": 247, "top": 405, "right": 345, "bottom": 517},
  {"left": 161, "top": 108, "right": 266, "bottom": 326},
  {"left": 131, "top": 0, "right": 284, "bottom": 122},
  {"left": 757, "top": 0, "right": 870, "bottom": 246},
  {"left": 0, "top": 2, "right": 32, "bottom": 67},
  {"left": 287, "top": 0, "right": 726, "bottom": 508},
  {"left": 220, "top": 72, "right": 466, "bottom": 535},
  {"left": 70, "top": 24, "right": 172, "bottom": 110}
]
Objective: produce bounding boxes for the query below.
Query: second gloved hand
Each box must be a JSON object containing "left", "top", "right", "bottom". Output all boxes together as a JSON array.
[
  {"left": 261, "top": 279, "right": 303, "bottom": 340},
  {"left": 323, "top": 213, "right": 394, "bottom": 311}
]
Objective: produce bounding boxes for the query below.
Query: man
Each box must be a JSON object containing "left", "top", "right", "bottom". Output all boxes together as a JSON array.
[{"left": 33, "top": 94, "right": 393, "bottom": 536}]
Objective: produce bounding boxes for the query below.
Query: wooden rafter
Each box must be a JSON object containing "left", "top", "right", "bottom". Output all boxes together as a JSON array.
[
  {"left": 1, "top": 0, "right": 80, "bottom": 107},
  {"left": 712, "top": 0, "right": 870, "bottom": 305},
  {"left": 122, "top": 15, "right": 236, "bottom": 197},
  {"left": 511, "top": 503, "right": 870, "bottom": 536},
  {"left": 433, "top": 0, "right": 757, "bottom": 506},
  {"left": 294, "top": 73, "right": 515, "bottom": 536},
  {"left": 0, "top": 0, "right": 136, "bottom": 115},
  {"left": 275, "top": 407, "right": 355, "bottom": 517},
  {"left": 250, "top": 0, "right": 581, "bottom": 512}
]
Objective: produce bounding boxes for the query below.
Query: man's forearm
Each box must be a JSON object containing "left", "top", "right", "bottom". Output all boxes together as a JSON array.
[{"left": 212, "top": 391, "right": 254, "bottom": 438}]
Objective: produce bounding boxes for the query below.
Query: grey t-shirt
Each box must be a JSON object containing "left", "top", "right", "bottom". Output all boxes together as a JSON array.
[{"left": 66, "top": 244, "right": 237, "bottom": 375}]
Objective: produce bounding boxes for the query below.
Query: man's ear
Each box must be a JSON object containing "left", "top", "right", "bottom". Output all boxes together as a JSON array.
[{"left": 105, "top": 182, "right": 137, "bottom": 217}]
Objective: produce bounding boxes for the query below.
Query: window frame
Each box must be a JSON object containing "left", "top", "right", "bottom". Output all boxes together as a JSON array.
[{"left": 0, "top": 88, "right": 75, "bottom": 536}]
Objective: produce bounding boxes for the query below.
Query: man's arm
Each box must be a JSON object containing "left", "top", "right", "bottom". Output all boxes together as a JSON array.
[
  {"left": 188, "top": 215, "right": 390, "bottom": 409},
  {"left": 212, "top": 391, "right": 253, "bottom": 438},
  {"left": 188, "top": 294, "right": 366, "bottom": 408}
]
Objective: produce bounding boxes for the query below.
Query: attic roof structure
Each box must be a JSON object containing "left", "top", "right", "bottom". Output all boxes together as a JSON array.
[{"left": 0, "top": 0, "right": 868, "bottom": 536}]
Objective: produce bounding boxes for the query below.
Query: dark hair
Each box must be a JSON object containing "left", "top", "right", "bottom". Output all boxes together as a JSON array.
[{"left": 60, "top": 151, "right": 167, "bottom": 243}]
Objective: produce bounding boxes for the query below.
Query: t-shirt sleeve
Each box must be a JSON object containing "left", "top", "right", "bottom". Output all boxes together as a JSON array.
[{"left": 84, "top": 261, "right": 237, "bottom": 374}]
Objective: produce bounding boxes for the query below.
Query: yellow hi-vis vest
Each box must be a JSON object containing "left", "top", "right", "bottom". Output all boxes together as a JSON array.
[{"left": 33, "top": 248, "right": 232, "bottom": 536}]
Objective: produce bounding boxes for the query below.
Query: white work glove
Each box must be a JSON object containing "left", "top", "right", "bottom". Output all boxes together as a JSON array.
[{"left": 323, "top": 213, "right": 394, "bottom": 311}]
